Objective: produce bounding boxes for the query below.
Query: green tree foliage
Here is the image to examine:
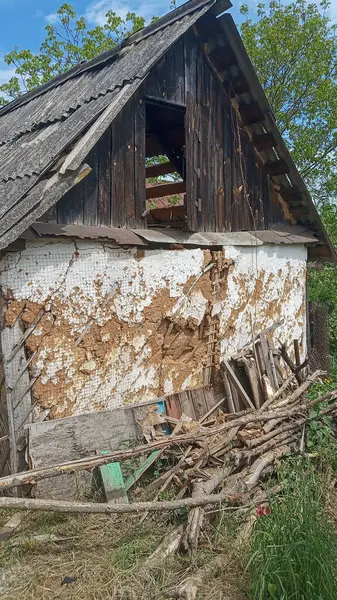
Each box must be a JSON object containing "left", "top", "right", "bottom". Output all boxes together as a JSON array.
[
  {"left": 0, "top": 3, "right": 148, "bottom": 105},
  {"left": 240, "top": 0, "right": 337, "bottom": 206},
  {"left": 308, "top": 204, "right": 337, "bottom": 362}
]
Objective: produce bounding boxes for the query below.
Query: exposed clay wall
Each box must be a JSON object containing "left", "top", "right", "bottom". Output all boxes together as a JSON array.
[{"left": 0, "top": 240, "right": 307, "bottom": 419}]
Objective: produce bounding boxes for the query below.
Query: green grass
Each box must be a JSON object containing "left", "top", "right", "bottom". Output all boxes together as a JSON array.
[{"left": 248, "top": 458, "right": 337, "bottom": 600}]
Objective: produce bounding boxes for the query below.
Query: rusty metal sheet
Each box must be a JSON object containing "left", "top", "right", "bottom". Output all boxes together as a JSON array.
[
  {"left": 132, "top": 229, "right": 262, "bottom": 246},
  {"left": 29, "top": 223, "right": 147, "bottom": 245},
  {"left": 271, "top": 223, "right": 309, "bottom": 235},
  {"left": 252, "top": 229, "right": 317, "bottom": 245},
  {"left": 285, "top": 233, "right": 317, "bottom": 245}
]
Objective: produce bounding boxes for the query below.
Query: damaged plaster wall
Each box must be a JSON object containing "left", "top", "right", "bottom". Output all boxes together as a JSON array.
[{"left": 0, "top": 240, "right": 307, "bottom": 419}]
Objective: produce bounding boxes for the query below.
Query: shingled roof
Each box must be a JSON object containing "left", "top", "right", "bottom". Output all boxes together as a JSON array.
[
  {"left": 0, "top": 0, "right": 230, "bottom": 250},
  {"left": 0, "top": 0, "right": 335, "bottom": 260}
]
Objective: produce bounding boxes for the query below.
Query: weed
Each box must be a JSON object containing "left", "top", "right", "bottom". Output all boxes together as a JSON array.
[
  {"left": 247, "top": 458, "right": 337, "bottom": 600},
  {"left": 307, "top": 377, "right": 337, "bottom": 471}
]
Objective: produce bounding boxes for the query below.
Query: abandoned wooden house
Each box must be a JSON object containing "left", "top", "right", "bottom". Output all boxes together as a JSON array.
[{"left": 0, "top": 0, "right": 335, "bottom": 483}]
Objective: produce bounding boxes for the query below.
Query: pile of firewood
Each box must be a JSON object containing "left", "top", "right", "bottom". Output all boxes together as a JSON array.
[
  {"left": 0, "top": 368, "right": 335, "bottom": 545},
  {"left": 140, "top": 368, "right": 337, "bottom": 555}
]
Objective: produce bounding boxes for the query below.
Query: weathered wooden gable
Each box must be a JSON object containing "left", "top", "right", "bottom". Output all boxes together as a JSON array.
[{"left": 46, "top": 32, "right": 294, "bottom": 233}]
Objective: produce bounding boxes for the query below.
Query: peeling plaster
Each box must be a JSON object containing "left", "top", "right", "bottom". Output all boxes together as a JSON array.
[{"left": 0, "top": 240, "right": 307, "bottom": 419}]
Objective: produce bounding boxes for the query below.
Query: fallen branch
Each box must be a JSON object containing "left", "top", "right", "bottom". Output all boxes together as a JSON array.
[
  {"left": 0, "top": 491, "right": 246, "bottom": 515},
  {"left": 1, "top": 384, "right": 335, "bottom": 492}
]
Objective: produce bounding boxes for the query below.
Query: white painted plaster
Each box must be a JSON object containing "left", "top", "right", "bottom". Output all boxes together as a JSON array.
[{"left": 0, "top": 241, "right": 307, "bottom": 417}]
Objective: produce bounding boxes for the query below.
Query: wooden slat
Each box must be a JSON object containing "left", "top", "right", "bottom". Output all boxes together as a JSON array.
[
  {"left": 97, "top": 127, "right": 111, "bottom": 226},
  {"left": 146, "top": 161, "right": 176, "bottom": 178},
  {"left": 134, "top": 94, "right": 146, "bottom": 226},
  {"left": 124, "top": 450, "right": 162, "bottom": 491},
  {"left": 83, "top": 144, "right": 98, "bottom": 225},
  {"left": 278, "top": 186, "right": 304, "bottom": 205},
  {"left": 146, "top": 181, "right": 185, "bottom": 200},
  {"left": 241, "top": 357, "right": 262, "bottom": 409},
  {"left": 167, "top": 37, "right": 185, "bottom": 104},
  {"left": 124, "top": 99, "right": 136, "bottom": 228},
  {"left": 148, "top": 205, "right": 186, "bottom": 223},
  {"left": 215, "top": 78, "right": 224, "bottom": 232},
  {"left": 259, "top": 333, "right": 276, "bottom": 391},
  {"left": 208, "top": 45, "right": 237, "bottom": 70},
  {"left": 185, "top": 91, "right": 199, "bottom": 231},
  {"left": 97, "top": 451, "right": 128, "bottom": 504}
]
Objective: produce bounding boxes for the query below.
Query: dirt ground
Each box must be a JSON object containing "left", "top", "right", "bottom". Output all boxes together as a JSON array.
[{"left": 0, "top": 509, "right": 249, "bottom": 600}]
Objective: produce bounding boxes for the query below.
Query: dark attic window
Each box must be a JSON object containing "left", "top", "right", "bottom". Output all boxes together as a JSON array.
[{"left": 145, "top": 98, "right": 186, "bottom": 228}]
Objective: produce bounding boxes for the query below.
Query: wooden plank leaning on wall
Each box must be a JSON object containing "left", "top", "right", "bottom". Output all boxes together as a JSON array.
[{"left": 0, "top": 286, "right": 32, "bottom": 480}]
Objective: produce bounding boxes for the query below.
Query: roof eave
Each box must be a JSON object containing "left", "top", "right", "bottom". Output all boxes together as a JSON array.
[{"left": 217, "top": 13, "right": 336, "bottom": 263}]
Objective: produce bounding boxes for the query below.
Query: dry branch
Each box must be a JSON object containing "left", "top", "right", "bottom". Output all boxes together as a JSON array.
[
  {"left": 0, "top": 383, "right": 335, "bottom": 492},
  {"left": 0, "top": 491, "right": 245, "bottom": 515}
]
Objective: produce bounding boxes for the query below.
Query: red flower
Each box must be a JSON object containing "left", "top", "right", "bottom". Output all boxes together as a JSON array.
[{"left": 256, "top": 503, "right": 270, "bottom": 517}]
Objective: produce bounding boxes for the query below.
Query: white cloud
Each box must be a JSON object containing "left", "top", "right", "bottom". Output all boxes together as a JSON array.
[
  {"left": 85, "top": 0, "right": 130, "bottom": 26},
  {"left": 44, "top": 12, "right": 59, "bottom": 24},
  {"left": 84, "top": 0, "right": 169, "bottom": 26},
  {"left": 0, "top": 66, "right": 16, "bottom": 86}
]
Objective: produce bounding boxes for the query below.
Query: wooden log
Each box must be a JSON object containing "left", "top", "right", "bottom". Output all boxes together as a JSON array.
[
  {"left": 146, "top": 526, "right": 184, "bottom": 566},
  {"left": 245, "top": 445, "right": 291, "bottom": 489},
  {"left": 0, "top": 491, "right": 245, "bottom": 515},
  {"left": 222, "top": 360, "right": 255, "bottom": 409},
  {"left": 244, "top": 421, "right": 300, "bottom": 449},
  {"left": 294, "top": 339, "right": 302, "bottom": 382},
  {"left": 245, "top": 433, "right": 298, "bottom": 459}
]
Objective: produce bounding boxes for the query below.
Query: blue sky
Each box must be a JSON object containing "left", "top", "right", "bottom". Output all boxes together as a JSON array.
[
  {"left": 0, "top": 0, "right": 336, "bottom": 87},
  {"left": 0, "top": 0, "right": 244, "bottom": 86}
]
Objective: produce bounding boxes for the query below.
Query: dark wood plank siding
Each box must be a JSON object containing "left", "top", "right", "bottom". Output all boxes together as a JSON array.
[
  {"left": 50, "top": 93, "right": 146, "bottom": 229},
  {"left": 46, "top": 32, "right": 290, "bottom": 233}
]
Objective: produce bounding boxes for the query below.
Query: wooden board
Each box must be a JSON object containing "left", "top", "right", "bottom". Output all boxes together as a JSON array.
[
  {"left": 165, "top": 386, "right": 216, "bottom": 421},
  {"left": 27, "top": 406, "right": 140, "bottom": 500},
  {"left": 97, "top": 451, "right": 128, "bottom": 504},
  {"left": 124, "top": 450, "right": 162, "bottom": 491}
]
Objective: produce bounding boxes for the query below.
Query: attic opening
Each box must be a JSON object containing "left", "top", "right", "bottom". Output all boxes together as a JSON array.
[{"left": 145, "top": 97, "right": 186, "bottom": 228}]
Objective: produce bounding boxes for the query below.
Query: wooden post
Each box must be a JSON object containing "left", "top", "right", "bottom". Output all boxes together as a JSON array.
[{"left": 1, "top": 321, "right": 32, "bottom": 476}]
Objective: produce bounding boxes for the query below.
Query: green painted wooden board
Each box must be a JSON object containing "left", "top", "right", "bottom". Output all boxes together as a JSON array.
[
  {"left": 124, "top": 450, "right": 162, "bottom": 491},
  {"left": 98, "top": 450, "right": 128, "bottom": 504}
]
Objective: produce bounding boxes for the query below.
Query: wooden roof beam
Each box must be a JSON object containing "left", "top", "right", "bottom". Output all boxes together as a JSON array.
[
  {"left": 252, "top": 132, "right": 277, "bottom": 151},
  {"left": 239, "top": 102, "right": 265, "bottom": 126},
  {"left": 278, "top": 186, "right": 307, "bottom": 206},
  {"left": 208, "top": 46, "right": 237, "bottom": 71},
  {"left": 265, "top": 159, "right": 290, "bottom": 177}
]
